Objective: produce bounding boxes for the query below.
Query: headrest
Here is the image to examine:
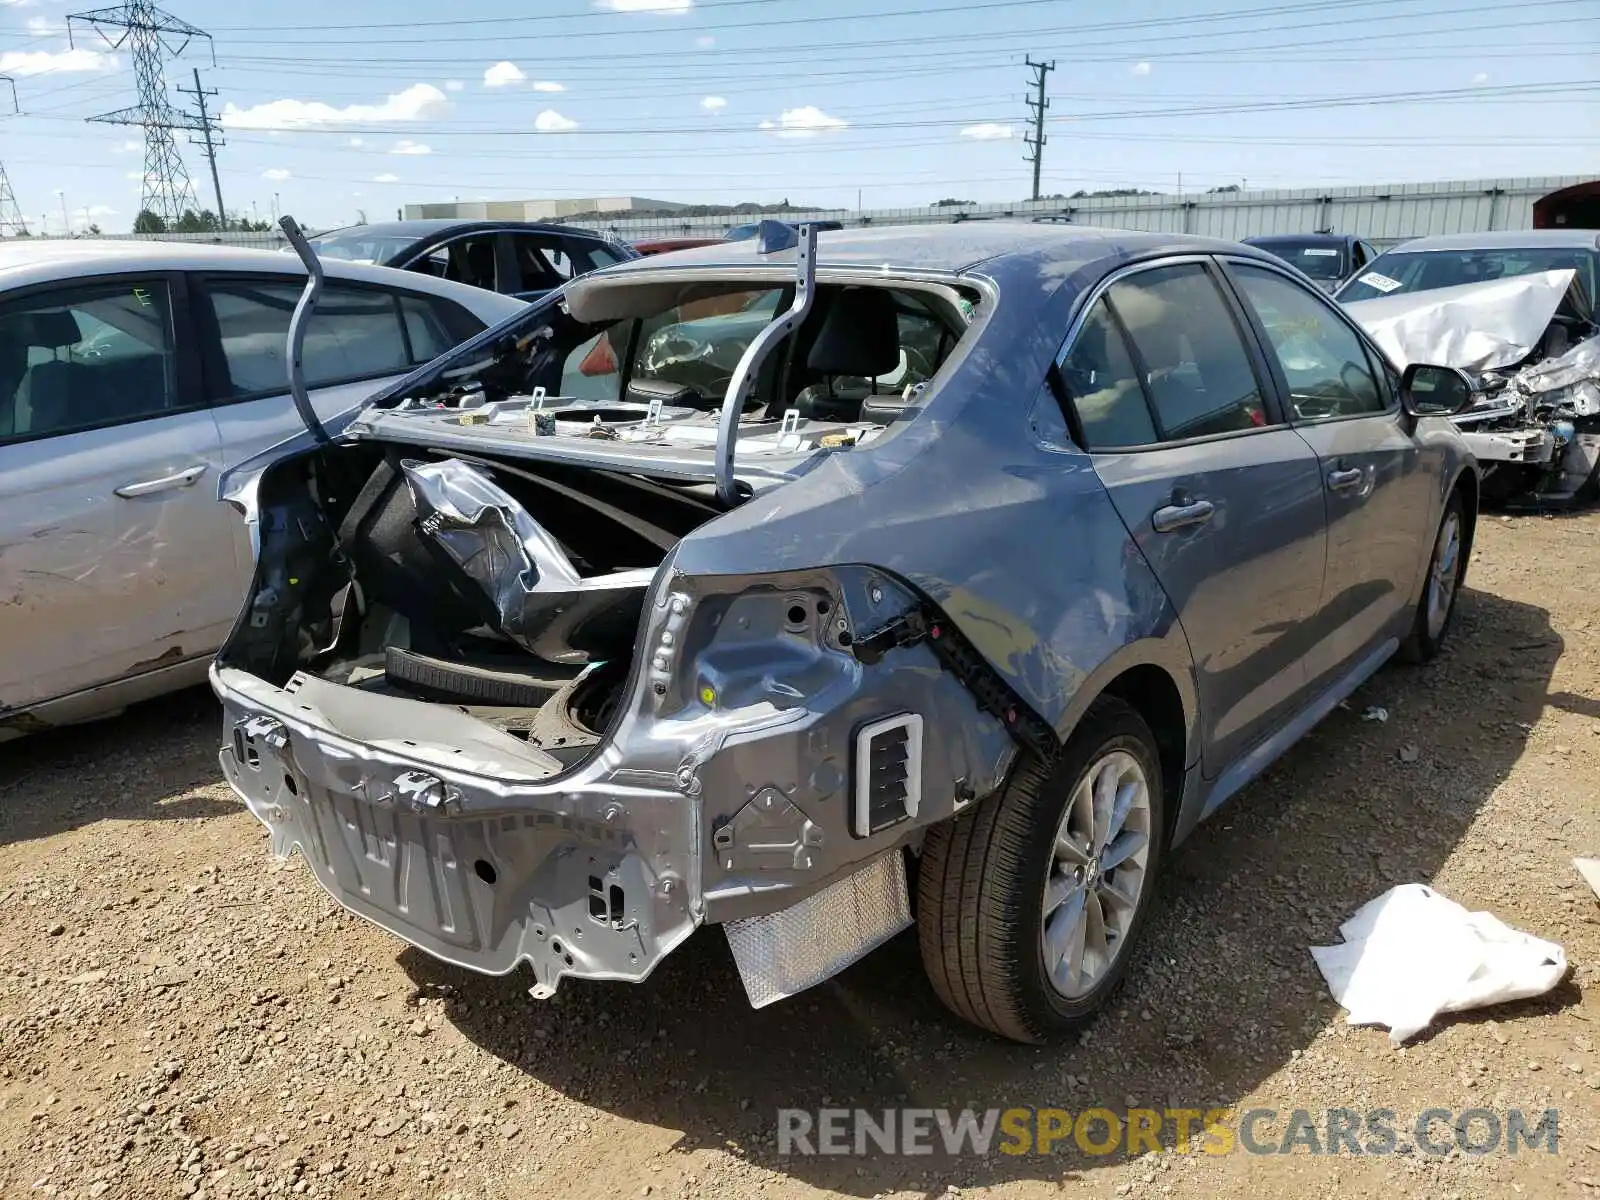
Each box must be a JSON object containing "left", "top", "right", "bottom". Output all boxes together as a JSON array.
[
  {"left": 3, "top": 310, "right": 83, "bottom": 350},
  {"left": 806, "top": 288, "right": 900, "bottom": 380}
]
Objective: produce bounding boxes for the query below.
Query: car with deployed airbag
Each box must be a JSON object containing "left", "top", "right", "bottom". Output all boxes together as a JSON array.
[{"left": 211, "top": 221, "right": 1480, "bottom": 1043}]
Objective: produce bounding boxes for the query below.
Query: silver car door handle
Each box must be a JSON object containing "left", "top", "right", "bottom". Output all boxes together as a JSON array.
[
  {"left": 1152, "top": 499, "right": 1215, "bottom": 532},
  {"left": 1326, "top": 467, "right": 1364, "bottom": 492},
  {"left": 114, "top": 464, "right": 208, "bottom": 498}
]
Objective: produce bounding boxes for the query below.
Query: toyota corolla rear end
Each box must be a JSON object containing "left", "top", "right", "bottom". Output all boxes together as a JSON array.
[{"left": 209, "top": 220, "right": 1023, "bottom": 1008}]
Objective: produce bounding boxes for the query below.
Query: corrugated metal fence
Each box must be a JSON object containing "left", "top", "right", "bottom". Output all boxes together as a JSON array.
[
  {"left": 22, "top": 176, "right": 1590, "bottom": 249},
  {"left": 556, "top": 176, "right": 1588, "bottom": 242}
]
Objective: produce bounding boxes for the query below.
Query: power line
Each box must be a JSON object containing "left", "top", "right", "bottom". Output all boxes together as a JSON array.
[
  {"left": 1023, "top": 56, "right": 1054, "bottom": 202},
  {"left": 68, "top": 0, "right": 214, "bottom": 226},
  {"left": 176, "top": 67, "right": 225, "bottom": 222},
  {"left": 106, "top": 80, "right": 1594, "bottom": 137}
]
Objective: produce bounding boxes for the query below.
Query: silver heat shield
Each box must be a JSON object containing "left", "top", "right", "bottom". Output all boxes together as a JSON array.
[
  {"left": 400, "top": 457, "right": 654, "bottom": 664},
  {"left": 723, "top": 849, "right": 912, "bottom": 1008}
]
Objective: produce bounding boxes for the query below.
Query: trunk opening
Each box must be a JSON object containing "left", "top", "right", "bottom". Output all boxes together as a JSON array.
[{"left": 221, "top": 439, "right": 727, "bottom": 770}]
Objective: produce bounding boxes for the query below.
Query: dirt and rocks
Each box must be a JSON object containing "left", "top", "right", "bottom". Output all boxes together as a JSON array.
[{"left": 2, "top": 511, "right": 1599, "bottom": 1200}]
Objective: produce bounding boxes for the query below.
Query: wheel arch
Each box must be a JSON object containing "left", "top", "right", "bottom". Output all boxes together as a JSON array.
[{"left": 1053, "top": 643, "right": 1197, "bottom": 848}]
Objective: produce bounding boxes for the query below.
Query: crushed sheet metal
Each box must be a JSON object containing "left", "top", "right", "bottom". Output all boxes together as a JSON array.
[
  {"left": 1515, "top": 334, "right": 1600, "bottom": 417},
  {"left": 1344, "top": 269, "right": 1577, "bottom": 373},
  {"left": 400, "top": 457, "right": 654, "bottom": 663},
  {"left": 724, "top": 849, "right": 912, "bottom": 1008},
  {"left": 1311, "top": 883, "right": 1566, "bottom": 1046}
]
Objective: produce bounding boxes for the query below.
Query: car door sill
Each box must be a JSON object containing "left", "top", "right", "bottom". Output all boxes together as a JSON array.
[
  {"left": 1199, "top": 636, "right": 1398, "bottom": 822},
  {"left": 3, "top": 652, "right": 217, "bottom": 739}
]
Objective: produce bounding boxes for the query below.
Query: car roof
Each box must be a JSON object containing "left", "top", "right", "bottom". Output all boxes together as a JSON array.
[
  {"left": 1243, "top": 233, "right": 1357, "bottom": 246},
  {"left": 587, "top": 222, "right": 1283, "bottom": 278},
  {"left": 0, "top": 237, "right": 527, "bottom": 321},
  {"left": 1388, "top": 229, "right": 1600, "bottom": 252},
  {"left": 313, "top": 218, "right": 606, "bottom": 241}
]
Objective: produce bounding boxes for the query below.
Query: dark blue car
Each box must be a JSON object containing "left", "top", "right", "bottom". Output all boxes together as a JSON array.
[
  {"left": 306, "top": 219, "right": 636, "bottom": 302},
  {"left": 1243, "top": 232, "right": 1381, "bottom": 294}
]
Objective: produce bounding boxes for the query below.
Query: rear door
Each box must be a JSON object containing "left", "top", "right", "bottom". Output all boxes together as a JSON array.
[
  {"left": 1057, "top": 258, "right": 1329, "bottom": 776},
  {"left": 1222, "top": 256, "right": 1435, "bottom": 685},
  {"left": 197, "top": 274, "right": 491, "bottom": 581},
  {"left": 0, "top": 273, "right": 235, "bottom": 711}
]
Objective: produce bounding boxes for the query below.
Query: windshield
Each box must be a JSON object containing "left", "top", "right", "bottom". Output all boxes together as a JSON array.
[
  {"left": 1252, "top": 241, "right": 1348, "bottom": 281},
  {"left": 305, "top": 230, "right": 418, "bottom": 265},
  {"left": 1338, "top": 246, "right": 1599, "bottom": 304}
]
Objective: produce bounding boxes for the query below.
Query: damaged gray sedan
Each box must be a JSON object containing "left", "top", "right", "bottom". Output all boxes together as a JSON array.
[{"left": 211, "top": 222, "right": 1481, "bottom": 1043}]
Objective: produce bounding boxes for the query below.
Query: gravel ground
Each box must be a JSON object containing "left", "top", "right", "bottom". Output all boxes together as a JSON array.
[{"left": 2, "top": 512, "right": 1598, "bottom": 1200}]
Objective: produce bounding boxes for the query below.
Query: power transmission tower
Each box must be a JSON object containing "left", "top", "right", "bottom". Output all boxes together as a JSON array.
[
  {"left": 67, "top": 2, "right": 214, "bottom": 228},
  {"left": 1023, "top": 57, "right": 1055, "bottom": 202},
  {"left": 177, "top": 68, "right": 225, "bottom": 226},
  {"left": 0, "top": 75, "right": 25, "bottom": 236}
]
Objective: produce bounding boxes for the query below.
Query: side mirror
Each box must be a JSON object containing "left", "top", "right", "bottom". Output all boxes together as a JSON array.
[{"left": 1400, "top": 363, "right": 1479, "bottom": 417}]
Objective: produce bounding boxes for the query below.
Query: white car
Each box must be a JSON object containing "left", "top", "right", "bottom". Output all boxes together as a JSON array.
[{"left": 0, "top": 239, "right": 526, "bottom": 740}]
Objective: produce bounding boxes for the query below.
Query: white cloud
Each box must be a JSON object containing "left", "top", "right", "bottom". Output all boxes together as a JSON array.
[
  {"left": 531, "top": 80, "right": 564, "bottom": 92},
  {"left": 445, "top": 80, "right": 465, "bottom": 92},
  {"left": 696, "top": 35, "right": 715, "bottom": 47},
  {"left": 1473, "top": 71, "right": 1489, "bottom": 84},
  {"left": 348, "top": 136, "right": 364, "bottom": 147},
  {"left": 124, "top": 170, "right": 142, "bottom": 181},
  {"left": 26, "top": 15, "right": 54, "bottom": 35},
  {"left": 700, "top": 95, "right": 726, "bottom": 112},
  {"left": 221, "top": 83, "right": 450, "bottom": 130},
  {"left": 262, "top": 168, "right": 291, "bottom": 181},
  {"left": 389, "top": 138, "right": 431, "bottom": 155},
  {"left": 373, "top": 173, "right": 401, "bottom": 183},
  {"left": 534, "top": 108, "right": 578, "bottom": 132},
  {"left": 0, "top": 47, "right": 114, "bottom": 75},
  {"left": 1131, "top": 61, "right": 1152, "bottom": 76},
  {"left": 483, "top": 60, "right": 525, "bottom": 89},
  {"left": 758, "top": 105, "right": 847, "bottom": 138},
  {"left": 960, "top": 122, "right": 1014, "bottom": 140},
  {"left": 111, "top": 138, "right": 142, "bottom": 154},
  {"left": 594, "top": 0, "right": 692, "bottom": 10}
]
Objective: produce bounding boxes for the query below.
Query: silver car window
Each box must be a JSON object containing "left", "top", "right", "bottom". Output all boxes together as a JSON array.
[
  {"left": 207, "top": 280, "right": 426, "bottom": 397},
  {"left": 0, "top": 280, "right": 177, "bottom": 443}
]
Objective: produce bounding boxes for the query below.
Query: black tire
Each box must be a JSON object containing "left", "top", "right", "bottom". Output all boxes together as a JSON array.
[
  {"left": 916, "top": 697, "right": 1166, "bottom": 1044},
  {"left": 1398, "top": 488, "right": 1468, "bottom": 665}
]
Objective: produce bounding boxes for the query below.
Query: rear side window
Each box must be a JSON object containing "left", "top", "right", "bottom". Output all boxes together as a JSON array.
[
  {"left": 410, "top": 236, "right": 499, "bottom": 292},
  {"left": 510, "top": 234, "right": 575, "bottom": 293},
  {"left": 1105, "top": 263, "right": 1267, "bottom": 443},
  {"left": 0, "top": 280, "right": 179, "bottom": 443},
  {"left": 203, "top": 279, "right": 464, "bottom": 398}
]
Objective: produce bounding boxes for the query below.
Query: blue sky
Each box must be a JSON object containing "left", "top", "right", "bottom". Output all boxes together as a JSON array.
[{"left": 0, "top": 0, "right": 1596, "bottom": 233}]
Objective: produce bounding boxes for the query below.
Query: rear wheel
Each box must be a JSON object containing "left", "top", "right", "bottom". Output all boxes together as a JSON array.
[
  {"left": 1398, "top": 489, "right": 1467, "bottom": 664},
  {"left": 916, "top": 697, "right": 1166, "bottom": 1043}
]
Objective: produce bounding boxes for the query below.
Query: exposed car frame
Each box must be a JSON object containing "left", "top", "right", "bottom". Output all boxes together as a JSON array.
[{"left": 209, "top": 220, "right": 1480, "bottom": 1043}]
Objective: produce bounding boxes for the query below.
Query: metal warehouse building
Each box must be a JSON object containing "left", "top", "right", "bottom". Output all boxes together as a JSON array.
[{"left": 559, "top": 176, "right": 1600, "bottom": 243}]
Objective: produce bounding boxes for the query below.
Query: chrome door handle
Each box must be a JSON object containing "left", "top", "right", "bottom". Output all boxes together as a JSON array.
[
  {"left": 1326, "top": 467, "right": 1364, "bottom": 492},
  {"left": 114, "top": 464, "right": 208, "bottom": 498},
  {"left": 1152, "top": 499, "right": 1215, "bottom": 532}
]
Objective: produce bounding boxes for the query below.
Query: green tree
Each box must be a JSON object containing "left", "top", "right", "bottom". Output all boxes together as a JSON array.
[{"left": 133, "top": 209, "right": 166, "bottom": 234}]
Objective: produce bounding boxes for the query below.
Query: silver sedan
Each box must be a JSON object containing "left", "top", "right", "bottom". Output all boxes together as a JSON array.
[{"left": 0, "top": 238, "right": 526, "bottom": 740}]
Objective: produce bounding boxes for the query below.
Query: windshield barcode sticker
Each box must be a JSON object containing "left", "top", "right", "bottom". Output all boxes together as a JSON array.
[
  {"left": 1302, "top": 248, "right": 1340, "bottom": 256},
  {"left": 1357, "top": 271, "right": 1402, "bottom": 293}
]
